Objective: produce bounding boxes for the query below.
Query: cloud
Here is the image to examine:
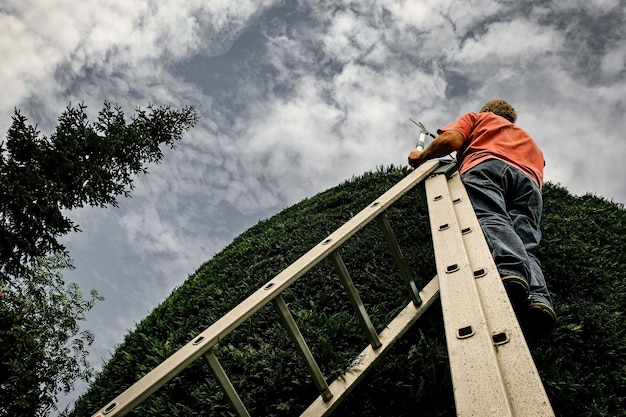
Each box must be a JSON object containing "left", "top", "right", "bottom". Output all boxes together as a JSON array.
[
  {"left": 600, "top": 42, "right": 626, "bottom": 77},
  {"left": 0, "top": 0, "right": 280, "bottom": 132},
  {"left": 454, "top": 20, "right": 564, "bottom": 64},
  {"left": 555, "top": 0, "right": 621, "bottom": 14}
]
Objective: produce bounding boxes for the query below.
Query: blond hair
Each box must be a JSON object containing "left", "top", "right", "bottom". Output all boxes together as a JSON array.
[{"left": 479, "top": 99, "right": 517, "bottom": 123}]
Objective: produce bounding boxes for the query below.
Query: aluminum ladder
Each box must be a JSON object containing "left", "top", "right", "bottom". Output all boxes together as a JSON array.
[
  {"left": 424, "top": 161, "right": 554, "bottom": 416},
  {"left": 92, "top": 160, "right": 554, "bottom": 417}
]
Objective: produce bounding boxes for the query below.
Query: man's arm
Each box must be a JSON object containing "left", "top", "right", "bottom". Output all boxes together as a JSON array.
[{"left": 408, "top": 130, "right": 464, "bottom": 168}]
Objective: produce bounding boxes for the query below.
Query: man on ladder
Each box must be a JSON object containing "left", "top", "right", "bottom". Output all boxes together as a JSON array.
[{"left": 408, "top": 99, "right": 556, "bottom": 342}]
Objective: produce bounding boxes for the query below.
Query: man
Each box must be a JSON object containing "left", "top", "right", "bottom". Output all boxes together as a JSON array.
[{"left": 408, "top": 99, "right": 556, "bottom": 340}]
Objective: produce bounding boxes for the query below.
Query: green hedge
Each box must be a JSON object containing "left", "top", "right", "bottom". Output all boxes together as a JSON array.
[{"left": 70, "top": 166, "right": 626, "bottom": 417}]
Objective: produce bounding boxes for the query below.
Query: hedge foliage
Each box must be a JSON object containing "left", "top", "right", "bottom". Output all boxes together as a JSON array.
[{"left": 70, "top": 166, "right": 626, "bottom": 417}]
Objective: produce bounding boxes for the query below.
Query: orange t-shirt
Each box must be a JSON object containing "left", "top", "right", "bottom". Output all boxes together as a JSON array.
[{"left": 438, "top": 112, "right": 544, "bottom": 187}]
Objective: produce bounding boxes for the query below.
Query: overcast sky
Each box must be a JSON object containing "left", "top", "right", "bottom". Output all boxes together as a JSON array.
[{"left": 2, "top": 0, "right": 625, "bottom": 412}]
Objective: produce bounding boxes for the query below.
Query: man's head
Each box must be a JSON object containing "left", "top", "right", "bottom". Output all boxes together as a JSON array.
[{"left": 479, "top": 99, "right": 517, "bottom": 123}]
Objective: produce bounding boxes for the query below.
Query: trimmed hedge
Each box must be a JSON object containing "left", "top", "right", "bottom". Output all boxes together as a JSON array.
[{"left": 70, "top": 166, "right": 626, "bottom": 417}]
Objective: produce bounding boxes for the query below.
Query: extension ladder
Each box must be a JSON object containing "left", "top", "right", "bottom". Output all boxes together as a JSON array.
[
  {"left": 424, "top": 162, "right": 554, "bottom": 416},
  {"left": 92, "top": 159, "right": 554, "bottom": 417}
]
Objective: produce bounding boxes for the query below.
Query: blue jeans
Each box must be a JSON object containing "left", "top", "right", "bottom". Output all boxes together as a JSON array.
[{"left": 460, "top": 159, "right": 553, "bottom": 307}]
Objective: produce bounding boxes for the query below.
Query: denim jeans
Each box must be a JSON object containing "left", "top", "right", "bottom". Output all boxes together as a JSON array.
[{"left": 460, "top": 159, "right": 553, "bottom": 307}]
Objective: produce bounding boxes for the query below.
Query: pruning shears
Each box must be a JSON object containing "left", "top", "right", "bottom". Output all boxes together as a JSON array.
[{"left": 410, "top": 118, "right": 435, "bottom": 151}]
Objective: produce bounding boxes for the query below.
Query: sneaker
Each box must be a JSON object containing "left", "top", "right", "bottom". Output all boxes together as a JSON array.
[
  {"left": 501, "top": 275, "right": 530, "bottom": 307},
  {"left": 522, "top": 301, "right": 557, "bottom": 342}
]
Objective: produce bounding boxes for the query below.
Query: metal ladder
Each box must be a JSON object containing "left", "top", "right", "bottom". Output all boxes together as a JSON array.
[
  {"left": 92, "top": 160, "right": 554, "bottom": 417},
  {"left": 425, "top": 162, "right": 554, "bottom": 416}
]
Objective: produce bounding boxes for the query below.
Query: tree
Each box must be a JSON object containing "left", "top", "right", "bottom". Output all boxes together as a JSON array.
[
  {"left": 0, "top": 252, "right": 102, "bottom": 416},
  {"left": 0, "top": 102, "right": 198, "bottom": 281},
  {"left": 0, "top": 102, "right": 197, "bottom": 416}
]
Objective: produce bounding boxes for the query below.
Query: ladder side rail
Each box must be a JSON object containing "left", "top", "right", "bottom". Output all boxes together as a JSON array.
[
  {"left": 447, "top": 173, "right": 555, "bottom": 416},
  {"left": 92, "top": 161, "right": 441, "bottom": 417},
  {"left": 425, "top": 171, "right": 514, "bottom": 416}
]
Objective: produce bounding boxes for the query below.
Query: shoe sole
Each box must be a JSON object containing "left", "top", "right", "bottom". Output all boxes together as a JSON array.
[
  {"left": 523, "top": 302, "right": 557, "bottom": 341},
  {"left": 501, "top": 275, "right": 530, "bottom": 307}
]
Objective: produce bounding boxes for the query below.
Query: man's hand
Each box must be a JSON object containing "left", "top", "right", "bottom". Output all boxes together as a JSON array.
[
  {"left": 408, "top": 149, "right": 424, "bottom": 168},
  {"left": 407, "top": 130, "right": 464, "bottom": 169}
]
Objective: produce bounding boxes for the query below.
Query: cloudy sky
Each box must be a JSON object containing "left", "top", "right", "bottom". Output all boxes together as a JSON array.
[{"left": 2, "top": 0, "right": 625, "bottom": 412}]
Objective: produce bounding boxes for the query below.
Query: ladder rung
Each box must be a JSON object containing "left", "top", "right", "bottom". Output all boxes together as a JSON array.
[
  {"left": 273, "top": 295, "right": 333, "bottom": 402},
  {"left": 376, "top": 213, "right": 422, "bottom": 305},
  {"left": 204, "top": 350, "right": 251, "bottom": 417},
  {"left": 330, "top": 250, "right": 381, "bottom": 349}
]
